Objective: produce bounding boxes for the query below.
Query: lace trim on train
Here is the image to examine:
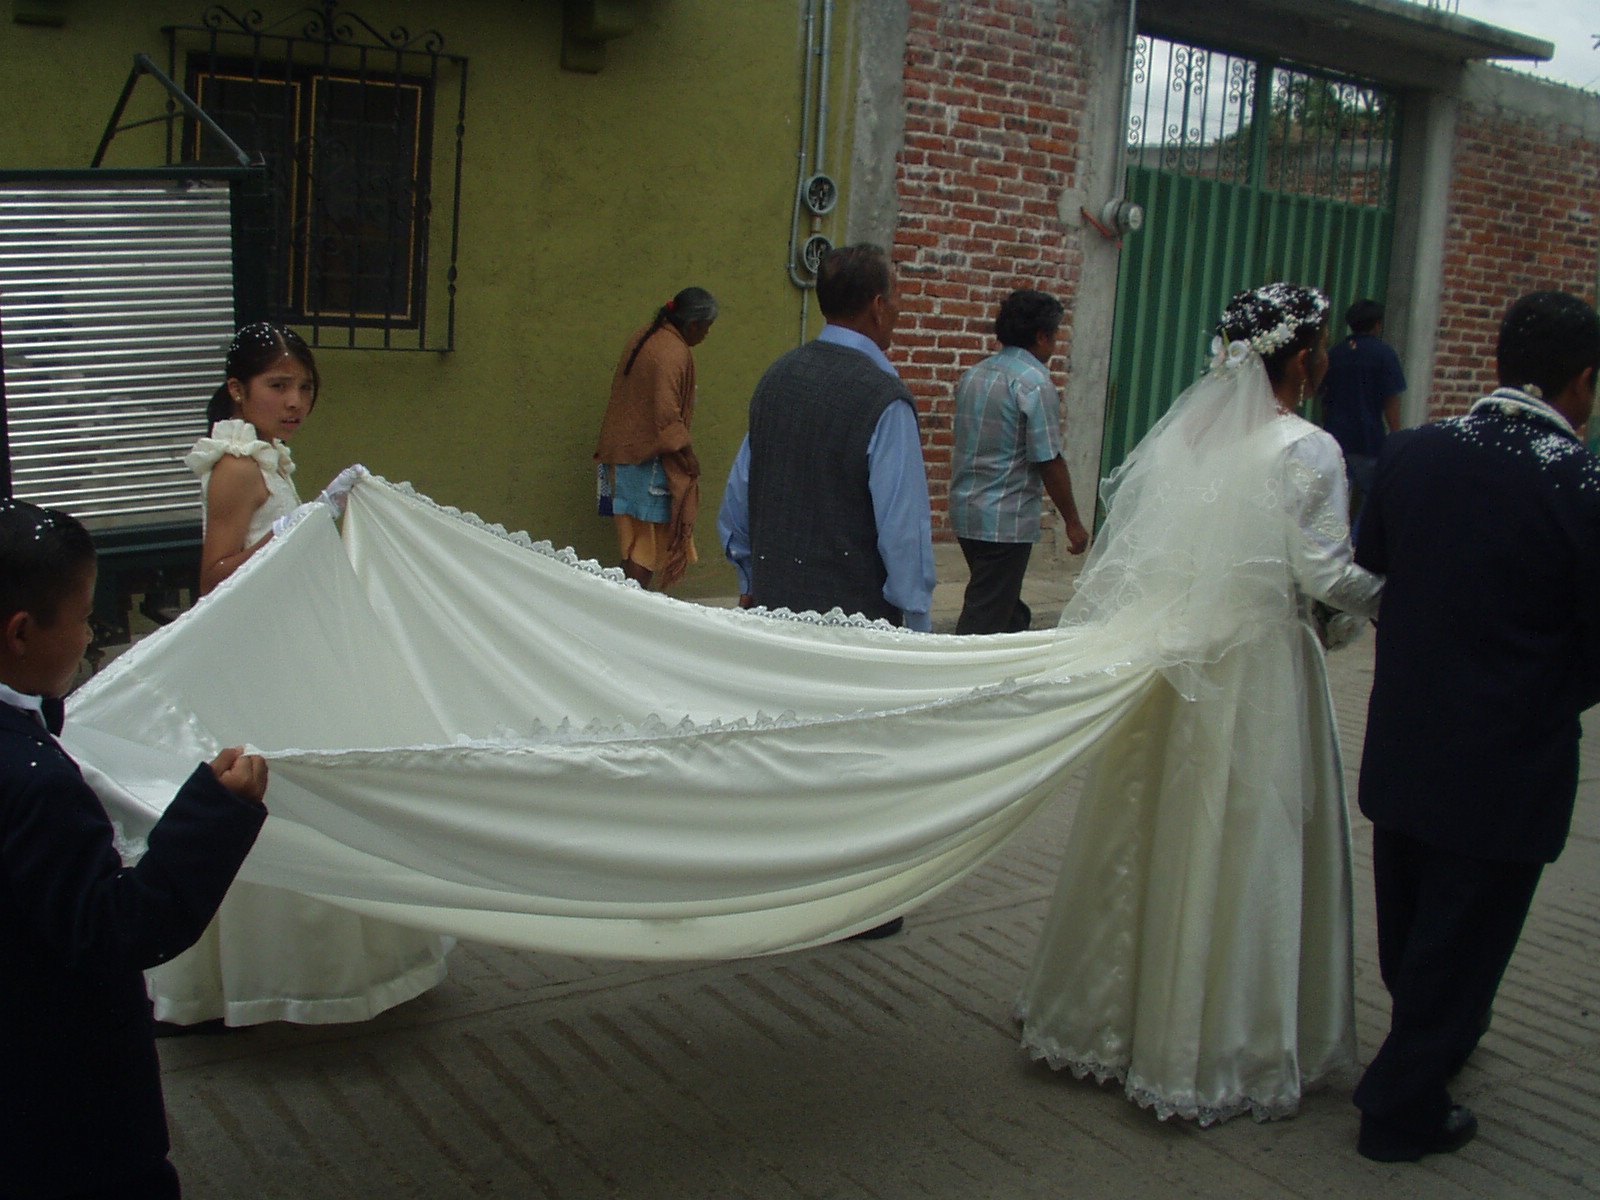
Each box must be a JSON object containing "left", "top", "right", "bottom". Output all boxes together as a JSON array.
[
  {"left": 271, "top": 664, "right": 1080, "bottom": 760},
  {"left": 76, "top": 472, "right": 1144, "bottom": 759},
  {"left": 380, "top": 477, "right": 910, "bottom": 634},
  {"left": 78, "top": 474, "right": 919, "bottom": 708},
  {"left": 1018, "top": 1027, "right": 1347, "bottom": 1127}
]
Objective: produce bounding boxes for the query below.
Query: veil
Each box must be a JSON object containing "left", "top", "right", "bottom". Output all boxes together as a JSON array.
[{"left": 1058, "top": 340, "right": 1304, "bottom": 697}]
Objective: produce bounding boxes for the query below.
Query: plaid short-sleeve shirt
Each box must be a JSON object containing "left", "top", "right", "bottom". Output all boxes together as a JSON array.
[{"left": 948, "top": 346, "right": 1063, "bottom": 543}]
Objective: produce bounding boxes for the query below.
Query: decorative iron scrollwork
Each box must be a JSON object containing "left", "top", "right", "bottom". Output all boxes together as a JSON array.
[{"left": 197, "top": 2, "right": 446, "bottom": 53}]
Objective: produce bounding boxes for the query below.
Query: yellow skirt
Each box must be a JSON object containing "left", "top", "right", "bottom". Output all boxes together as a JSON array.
[{"left": 614, "top": 514, "right": 697, "bottom": 573}]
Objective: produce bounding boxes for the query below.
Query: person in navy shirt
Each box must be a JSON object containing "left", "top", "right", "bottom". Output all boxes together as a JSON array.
[
  {"left": 0, "top": 499, "right": 267, "bottom": 1199},
  {"left": 1319, "top": 299, "right": 1406, "bottom": 523}
]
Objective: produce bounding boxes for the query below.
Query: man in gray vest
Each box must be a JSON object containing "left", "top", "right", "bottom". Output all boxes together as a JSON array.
[
  {"left": 718, "top": 244, "right": 934, "bottom": 941},
  {"left": 719, "top": 243, "right": 935, "bottom": 631}
]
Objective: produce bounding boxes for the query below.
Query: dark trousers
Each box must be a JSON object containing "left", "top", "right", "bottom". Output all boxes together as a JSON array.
[
  {"left": 955, "top": 538, "right": 1033, "bottom": 635},
  {"left": 1345, "top": 452, "right": 1377, "bottom": 541},
  {"left": 4, "top": 1158, "right": 181, "bottom": 1200},
  {"left": 1354, "top": 825, "right": 1543, "bottom": 1133}
]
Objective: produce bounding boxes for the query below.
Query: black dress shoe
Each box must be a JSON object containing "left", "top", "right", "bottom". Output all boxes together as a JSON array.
[
  {"left": 846, "top": 917, "right": 904, "bottom": 941},
  {"left": 1357, "top": 1105, "right": 1478, "bottom": 1163}
]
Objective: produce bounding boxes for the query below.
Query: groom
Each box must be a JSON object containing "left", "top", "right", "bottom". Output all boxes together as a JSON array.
[{"left": 1350, "top": 291, "right": 1600, "bottom": 1162}]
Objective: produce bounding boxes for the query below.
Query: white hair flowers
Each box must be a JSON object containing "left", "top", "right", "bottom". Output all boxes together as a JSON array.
[{"left": 1215, "top": 283, "right": 1330, "bottom": 365}]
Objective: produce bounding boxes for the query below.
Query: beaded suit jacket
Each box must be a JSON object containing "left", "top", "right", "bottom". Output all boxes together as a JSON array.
[
  {"left": 0, "top": 701, "right": 263, "bottom": 1193},
  {"left": 1355, "top": 389, "right": 1600, "bottom": 862}
]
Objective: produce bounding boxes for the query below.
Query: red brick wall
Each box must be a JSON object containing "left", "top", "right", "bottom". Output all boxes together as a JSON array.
[
  {"left": 1432, "top": 96, "right": 1600, "bottom": 417},
  {"left": 893, "top": 0, "right": 1096, "bottom": 534}
]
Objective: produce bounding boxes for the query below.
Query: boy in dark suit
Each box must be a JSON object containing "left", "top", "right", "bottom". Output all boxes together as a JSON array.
[
  {"left": 0, "top": 500, "right": 268, "bottom": 1199},
  {"left": 1352, "top": 292, "right": 1600, "bottom": 1162}
]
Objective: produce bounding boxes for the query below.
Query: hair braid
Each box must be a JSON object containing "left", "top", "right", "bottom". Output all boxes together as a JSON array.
[{"left": 623, "top": 306, "right": 674, "bottom": 377}]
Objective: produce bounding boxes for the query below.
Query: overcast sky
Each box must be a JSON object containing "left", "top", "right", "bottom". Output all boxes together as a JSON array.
[{"left": 1450, "top": 0, "right": 1599, "bottom": 91}]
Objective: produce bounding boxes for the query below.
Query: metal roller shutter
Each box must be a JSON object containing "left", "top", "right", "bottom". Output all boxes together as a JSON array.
[{"left": 0, "top": 177, "right": 235, "bottom": 531}]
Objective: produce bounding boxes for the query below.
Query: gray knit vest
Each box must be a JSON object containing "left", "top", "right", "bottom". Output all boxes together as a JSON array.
[{"left": 747, "top": 340, "right": 912, "bottom": 623}]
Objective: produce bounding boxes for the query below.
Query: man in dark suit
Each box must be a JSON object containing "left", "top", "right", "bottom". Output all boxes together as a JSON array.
[{"left": 1351, "top": 291, "right": 1600, "bottom": 1162}]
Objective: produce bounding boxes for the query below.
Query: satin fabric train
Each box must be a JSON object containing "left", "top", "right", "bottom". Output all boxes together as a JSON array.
[{"left": 65, "top": 475, "right": 1160, "bottom": 961}]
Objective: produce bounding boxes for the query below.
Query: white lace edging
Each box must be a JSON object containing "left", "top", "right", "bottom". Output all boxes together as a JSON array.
[
  {"left": 377, "top": 476, "right": 917, "bottom": 636},
  {"left": 262, "top": 667, "right": 1078, "bottom": 761},
  {"left": 87, "top": 472, "right": 920, "bottom": 716},
  {"left": 74, "top": 471, "right": 1145, "bottom": 755},
  {"left": 1017, "top": 1025, "right": 1349, "bottom": 1127}
]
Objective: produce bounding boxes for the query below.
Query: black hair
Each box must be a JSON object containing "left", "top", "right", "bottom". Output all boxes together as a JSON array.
[
  {"left": 622, "top": 287, "right": 719, "bottom": 376},
  {"left": 206, "top": 323, "right": 321, "bottom": 426},
  {"left": 0, "top": 500, "right": 96, "bottom": 625},
  {"left": 815, "top": 244, "right": 892, "bottom": 321},
  {"left": 1497, "top": 291, "right": 1600, "bottom": 400},
  {"left": 1345, "top": 299, "right": 1384, "bottom": 334},
  {"left": 995, "top": 290, "right": 1064, "bottom": 349},
  {"left": 1218, "top": 283, "right": 1330, "bottom": 387}
]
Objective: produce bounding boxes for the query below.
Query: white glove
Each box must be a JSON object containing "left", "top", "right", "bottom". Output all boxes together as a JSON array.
[
  {"left": 317, "top": 464, "right": 368, "bottom": 516},
  {"left": 1314, "top": 603, "right": 1367, "bottom": 652},
  {"left": 270, "top": 501, "right": 323, "bottom": 539}
]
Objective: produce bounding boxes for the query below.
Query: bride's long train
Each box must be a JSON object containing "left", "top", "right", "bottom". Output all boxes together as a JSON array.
[{"left": 66, "top": 474, "right": 1157, "bottom": 962}]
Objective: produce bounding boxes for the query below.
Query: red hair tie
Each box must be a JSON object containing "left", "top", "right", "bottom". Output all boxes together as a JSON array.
[{"left": 666, "top": 300, "right": 676, "bottom": 311}]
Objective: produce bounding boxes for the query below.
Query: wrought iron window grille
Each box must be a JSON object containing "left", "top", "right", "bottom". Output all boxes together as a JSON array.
[{"left": 162, "top": 3, "right": 467, "bottom": 351}]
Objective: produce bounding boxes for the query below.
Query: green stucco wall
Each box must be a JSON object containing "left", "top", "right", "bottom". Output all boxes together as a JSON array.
[{"left": 0, "top": 0, "right": 863, "bottom": 598}]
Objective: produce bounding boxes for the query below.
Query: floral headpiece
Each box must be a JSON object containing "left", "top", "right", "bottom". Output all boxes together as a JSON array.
[{"left": 1211, "top": 283, "right": 1329, "bottom": 370}]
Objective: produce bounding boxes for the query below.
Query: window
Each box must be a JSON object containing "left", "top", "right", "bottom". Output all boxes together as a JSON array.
[
  {"left": 187, "top": 58, "right": 433, "bottom": 330},
  {"left": 164, "top": 6, "right": 466, "bottom": 351}
]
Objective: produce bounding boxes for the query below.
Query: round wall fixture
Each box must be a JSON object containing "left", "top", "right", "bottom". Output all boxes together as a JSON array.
[
  {"left": 1101, "top": 198, "right": 1145, "bottom": 235},
  {"left": 803, "top": 174, "right": 838, "bottom": 215},
  {"left": 801, "top": 234, "right": 833, "bottom": 274}
]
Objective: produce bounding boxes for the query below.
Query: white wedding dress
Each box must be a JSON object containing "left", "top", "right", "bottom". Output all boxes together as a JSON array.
[
  {"left": 1017, "top": 359, "right": 1382, "bottom": 1124},
  {"left": 153, "top": 422, "right": 451, "bottom": 1025}
]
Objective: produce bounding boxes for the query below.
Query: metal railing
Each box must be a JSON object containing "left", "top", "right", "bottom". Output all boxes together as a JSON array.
[{"left": 1128, "top": 36, "right": 1397, "bottom": 210}]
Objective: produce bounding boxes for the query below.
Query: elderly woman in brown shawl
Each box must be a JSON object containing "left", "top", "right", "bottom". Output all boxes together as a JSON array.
[{"left": 594, "top": 287, "right": 719, "bottom": 590}]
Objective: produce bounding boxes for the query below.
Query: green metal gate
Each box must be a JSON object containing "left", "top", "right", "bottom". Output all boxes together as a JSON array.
[{"left": 1102, "top": 38, "right": 1400, "bottom": 477}]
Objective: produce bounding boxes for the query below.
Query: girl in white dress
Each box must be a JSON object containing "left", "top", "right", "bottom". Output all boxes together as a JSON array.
[
  {"left": 151, "top": 323, "right": 451, "bottom": 1027},
  {"left": 190, "top": 322, "right": 323, "bottom": 595},
  {"left": 1017, "top": 284, "right": 1383, "bottom": 1124}
]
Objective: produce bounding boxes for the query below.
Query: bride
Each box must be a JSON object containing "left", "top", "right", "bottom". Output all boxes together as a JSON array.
[{"left": 1017, "top": 283, "right": 1382, "bottom": 1124}]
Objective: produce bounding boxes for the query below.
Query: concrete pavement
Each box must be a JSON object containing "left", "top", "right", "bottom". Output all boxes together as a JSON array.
[{"left": 148, "top": 543, "right": 1600, "bottom": 1198}]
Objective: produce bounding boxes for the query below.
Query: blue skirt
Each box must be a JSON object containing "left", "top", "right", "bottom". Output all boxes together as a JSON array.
[{"left": 603, "top": 458, "right": 671, "bottom": 524}]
